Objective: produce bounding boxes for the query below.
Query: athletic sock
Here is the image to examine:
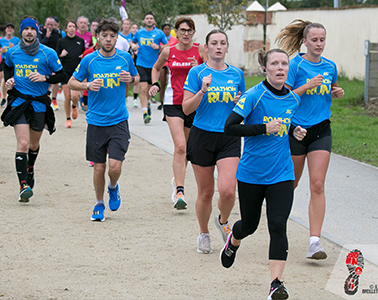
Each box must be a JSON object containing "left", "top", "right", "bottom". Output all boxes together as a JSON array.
[
  {"left": 72, "top": 105, "right": 76, "bottom": 108},
  {"left": 310, "top": 236, "right": 320, "bottom": 245},
  {"left": 133, "top": 93, "right": 138, "bottom": 100},
  {"left": 108, "top": 182, "right": 117, "bottom": 189},
  {"left": 28, "top": 147, "right": 40, "bottom": 168},
  {"left": 52, "top": 97, "right": 56, "bottom": 101},
  {"left": 15, "top": 152, "right": 28, "bottom": 187},
  {"left": 67, "top": 117, "right": 71, "bottom": 120},
  {"left": 96, "top": 199, "right": 104, "bottom": 205},
  {"left": 176, "top": 186, "right": 184, "bottom": 195}
]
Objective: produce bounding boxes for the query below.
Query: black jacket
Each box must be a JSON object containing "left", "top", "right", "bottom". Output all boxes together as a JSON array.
[
  {"left": 38, "top": 28, "right": 62, "bottom": 51},
  {"left": 1, "top": 88, "right": 56, "bottom": 135}
]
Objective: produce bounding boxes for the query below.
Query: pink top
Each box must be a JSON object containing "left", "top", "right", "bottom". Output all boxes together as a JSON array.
[{"left": 75, "top": 30, "right": 93, "bottom": 50}]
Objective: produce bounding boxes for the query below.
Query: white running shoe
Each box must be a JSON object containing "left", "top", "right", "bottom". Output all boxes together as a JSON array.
[
  {"left": 133, "top": 99, "right": 139, "bottom": 108},
  {"left": 215, "top": 215, "right": 231, "bottom": 244},
  {"left": 197, "top": 233, "right": 212, "bottom": 254},
  {"left": 306, "top": 241, "right": 327, "bottom": 259}
]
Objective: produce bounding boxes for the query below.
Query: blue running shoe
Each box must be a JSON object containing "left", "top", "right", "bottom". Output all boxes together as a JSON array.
[
  {"left": 108, "top": 184, "right": 121, "bottom": 211},
  {"left": 91, "top": 203, "right": 105, "bottom": 221},
  {"left": 19, "top": 185, "right": 33, "bottom": 203}
]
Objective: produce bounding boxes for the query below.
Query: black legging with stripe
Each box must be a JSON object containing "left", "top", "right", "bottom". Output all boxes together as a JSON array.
[{"left": 233, "top": 180, "right": 294, "bottom": 261}]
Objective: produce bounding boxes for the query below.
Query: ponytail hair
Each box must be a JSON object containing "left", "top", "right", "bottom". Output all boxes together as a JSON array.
[
  {"left": 255, "top": 48, "right": 288, "bottom": 73},
  {"left": 275, "top": 19, "right": 326, "bottom": 56}
]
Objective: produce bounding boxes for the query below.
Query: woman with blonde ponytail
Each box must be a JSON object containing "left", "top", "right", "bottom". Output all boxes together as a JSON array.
[{"left": 276, "top": 19, "right": 344, "bottom": 260}]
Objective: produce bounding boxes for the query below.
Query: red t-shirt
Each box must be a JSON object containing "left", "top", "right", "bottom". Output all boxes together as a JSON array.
[{"left": 164, "top": 43, "right": 202, "bottom": 105}]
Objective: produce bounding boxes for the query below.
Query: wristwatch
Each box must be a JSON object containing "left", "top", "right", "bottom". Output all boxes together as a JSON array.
[
  {"left": 45, "top": 74, "right": 51, "bottom": 82},
  {"left": 87, "top": 82, "right": 90, "bottom": 90},
  {"left": 131, "top": 77, "right": 135, "bottom": 83}
]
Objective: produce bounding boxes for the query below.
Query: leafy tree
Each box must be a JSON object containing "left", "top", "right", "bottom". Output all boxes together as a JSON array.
[{"left": 194, "top": 0, "right": 247, "bottom": 31}]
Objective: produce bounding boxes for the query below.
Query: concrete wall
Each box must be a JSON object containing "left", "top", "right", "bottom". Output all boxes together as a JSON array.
[{"left": 183, "top": 6, "right": 378, "bottom": 79}]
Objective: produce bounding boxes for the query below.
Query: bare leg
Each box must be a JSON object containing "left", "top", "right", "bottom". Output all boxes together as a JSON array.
[
  {"left": 216, "top": 157, "right": 239, "bottom": 224},
  {"left": 108, "top": 158, "right": 123, "bottom": 186},
  {"left": 192, "top": 164, "right": 215, "bottom": 233},
  {"left": 93, "top": 163, "right": 106, "bottom": 201}
]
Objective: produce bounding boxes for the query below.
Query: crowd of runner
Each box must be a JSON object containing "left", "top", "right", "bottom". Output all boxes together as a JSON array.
[{"left": 0, "top": 13, "right": 345, "bottom": 299}]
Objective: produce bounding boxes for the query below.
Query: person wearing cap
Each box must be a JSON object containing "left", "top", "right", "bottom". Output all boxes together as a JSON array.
[
  {"left": 130, "top": 12, "right": 168, "bottom": 124},
  {"left": 39, "top": 16, "right": 63, "bottom": 111},
  {"left": 53, "top": 16, "right": 66, "bottom": 38},
  {"left": 0, "top": 22, "right": 21, "bottom": 106},
  {"left": 1, "top": 17, "right": 66, "bottom": 203}
]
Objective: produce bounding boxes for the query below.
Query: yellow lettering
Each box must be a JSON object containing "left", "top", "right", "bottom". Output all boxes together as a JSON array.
[
  {"left": 319, "top": 84, "right": 331, "bottom": 95},
  {"left": 208, "top": 92, "right": 218, "bottom": 103}
]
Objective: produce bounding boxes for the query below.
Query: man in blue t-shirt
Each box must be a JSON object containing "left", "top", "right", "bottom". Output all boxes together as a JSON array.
[
  {"left": 1, "top": 17, "right": 66, "bottom": 203},
  {"left": 68, "top": 18, "right": 139, "bottom": 222},
  {"left": 0, "top": 23, "right": 21, "bottom": 106},
  {"left": 130, "top": 12, "right": 168, "bottom": 124}
]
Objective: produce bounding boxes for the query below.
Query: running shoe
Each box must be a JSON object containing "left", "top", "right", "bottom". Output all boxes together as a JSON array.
[
  {"left": 133, "top": 99, "right": 139, "bottom": 108},
  {"left": 143, "top": 112, "right": 151, "bottom": 124},
  {"left": 147, "top": 101, "right": 151, "bottom": 116},
  {"left": 27, "top": 167, "right": 35, "bottom": 189},
  {"left": 215, "top": 215, "right": 231, "bottom": 244},
  {"left": 90, "top": 203, "right": 105, "bottom": 221},
  {"left": 65, "top": 119, "right": 72, "bottom": 128},
  {"left": 220, "top": 232, "right": 239, "bottom": 268},
  {"left": 267, "top": 278, "right": 289, "bottom": 300},
  {"left": 150, "top": 97, "right": 157, "bottom": 104},
  {"left": 0, "top": 98, "right": 6, "bottom": 106},
  {"left": 88, "top": 161, "right": 94, "bottom": 167},
  {"left": 108, "top": 183, "right": 121, "bottom": 211},
  {"left": 173, "top": 192, "right": 187, "bottom": 210},
  {"left": 306, "top": 241, "right": 327, "bottom": 259},
  {"left": 51, "top": 99, "right": 59, "bottom": 110},
  {"left": 197, "top": 233, "right": 212, "bottom": 254},
  {"left": 19, "top": 185, "right": 33, "bottom": 203},
  {"left": 157, "top": 103, "right": 163, "bottom": 110},
  {"left": 72, "top": 106, "right": 78, "bottom": 119}
]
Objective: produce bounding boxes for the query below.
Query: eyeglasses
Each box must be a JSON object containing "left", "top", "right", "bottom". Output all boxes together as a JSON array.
[{"left": 178, "top": 28, "right": 194, "bottom": 35}]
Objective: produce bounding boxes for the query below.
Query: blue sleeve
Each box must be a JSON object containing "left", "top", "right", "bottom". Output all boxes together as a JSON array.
[
  {"left": 239, "top": 69, "right": 246, "bottom": 93},
  {"left": 233, "top": 91, "right": 254, "bottom": 119},
  {"left": 48, "top": 49, "right": 63, "bottom": 72},
  {"left": 332, "top": 61, "right": 338, "bottom": 84},
  {"left": 73, "top": 56, "right": 89, "bottom": 82},
  {"left": 286, "top": 59, "right": 297, "bottom": 88},
  {"left": 160, "top": 32, "right": 168, "bottom": 45},
  {"left": 5, "top": 49, "right": 14, "bottom": 67},
  {"left": 131, "top": 31, "right": 138, "bottom": 43},
  {"left": 183, "top": 67, "right": 201, "bottom": 94}
]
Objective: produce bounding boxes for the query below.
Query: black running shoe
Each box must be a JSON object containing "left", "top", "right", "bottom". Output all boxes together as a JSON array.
[
  {"left": 157, "top": 103, "right": 163, "bottom": 110},
  {"left": 0, "top": 98, "right": 6, "bottom": 106},
  {"left": 267, "top": 278, "right": 289, "bottom": 300},
  {"left": 27, "top": 167, "right": 35, "bottom": 189},
  {"left": 220, "top": 232, "right": 239, "bottom": 268},
  {"left": 147, "top": 101, "right": 151, "bottom": 116}
]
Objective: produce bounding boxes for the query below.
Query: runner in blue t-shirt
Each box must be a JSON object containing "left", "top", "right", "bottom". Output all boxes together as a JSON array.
[
  {"left": 182, "top": 29, "right": 245, "bottom": 255},
  {"left": 220, "top": 49, "right": 307, "bottom": 300},
  {"left": 130, "top": 12, "right": 168, "bottom": 124},
  {"left": 0, "top": 23, "right": 21, "bottom": 106},
  {"left": 1, "top": 17, "right": 65, "bottom": 203},
  {"left": 68, "top": 18, "right": 140, "bottom": 222},
  {"left": 119, "top": 19, "right": 133, "bottom": 43},
  {"left": 276, "top": 20, "right": 344, "bottom": 261}
]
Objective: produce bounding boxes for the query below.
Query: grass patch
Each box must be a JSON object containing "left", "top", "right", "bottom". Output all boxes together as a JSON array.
[{"left": 244, "top": 75, "right": 378, "bottom": 167}]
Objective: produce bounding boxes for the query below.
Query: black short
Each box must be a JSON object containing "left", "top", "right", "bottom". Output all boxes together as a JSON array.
[
  {"left": 187, "top": 126, "right": 241, "bottom": 167},
  {"left": 163, "top": 105, "right": 195, "bottom": 128},
  {"left": 136, "top": 66, "right": 152, "bottom": 84},
  {"left": 289, "top": 119, "right": 332, "bottom": 155},
  {"left": 12, "top": 110, "right": 45, "bottom": 132},
  {"left": 62, "top": 71, "right": 74, "bottom": 85},
  {"left": 0, "top": 59, "right": 5, "bottom": 71},
  {"left": 82, "top": 95, "right": 88, "bottom": 106},
  {"left": 86, "top": 120, "right": 130, "bottom": 163}
]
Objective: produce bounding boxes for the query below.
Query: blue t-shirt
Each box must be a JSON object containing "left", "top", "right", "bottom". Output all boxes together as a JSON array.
[
  {"left": 286, "top": 53, "right": 338, "bottom": 128},
  {"left": 131, "top": 28, "right": 167, "bottom": 68},
  {"left": 0, "top": 36, "right": 21, "bottom": 58},
  {"left": 233, "top": 81, "right": 301, "bottom": 185},
  {"left": 119, "top": 32, "right": 133, "bottom": 43},
  {"left": 73, "top": 49, "right": 137, "bottom": 126},
  {"left": 184, "top": 62, "right": 245, "bottom": 133},
  {"left": 6, "top": 44, "right": 63, "bottom": 112}
]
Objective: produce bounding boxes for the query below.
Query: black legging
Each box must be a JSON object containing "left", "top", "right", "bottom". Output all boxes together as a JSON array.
[{"left": 233, "top": 180, "right": 294, "bottom": 260}]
